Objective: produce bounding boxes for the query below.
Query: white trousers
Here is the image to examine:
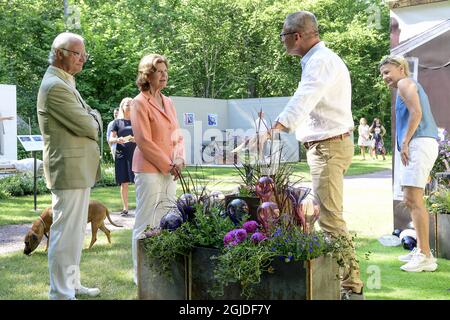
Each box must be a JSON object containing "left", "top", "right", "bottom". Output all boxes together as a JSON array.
[
  {"left": 48, "top": 188, "right": 90, "bottom": 300},
  {"left": 132, "top": 173, "right": 176, "bottom": 283}
]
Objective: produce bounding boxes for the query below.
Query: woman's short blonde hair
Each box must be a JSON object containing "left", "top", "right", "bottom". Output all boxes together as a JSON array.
[
  {"left": 135, "top": 54, "right": 169, "bottom": 92},
  {"left": 118, "top": 97, "right": 133, "bottom": 119},
  {"left": 379, "top": 55, "right": 410, "bottom": 77}
]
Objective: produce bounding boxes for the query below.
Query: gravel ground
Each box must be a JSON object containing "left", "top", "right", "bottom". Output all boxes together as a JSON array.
[{"left": 0, "top": 210, "right": 135, "bottom": 255}]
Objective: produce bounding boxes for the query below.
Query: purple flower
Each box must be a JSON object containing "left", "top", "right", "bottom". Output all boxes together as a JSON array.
[
  {"left": 224, "top": 230, "right": 237, "bottom": 245},
  {"left": 235, "top": 229, "right": 248, "bottom": 242},
  {"left": 224, "top": 229, "right": 247, "bottom": 246},
  {"left": 251, "top": 232, "right": 267, "bottom": 244},
  {"left": 243, "top": 220, "right": 259, "bottom": 233}
]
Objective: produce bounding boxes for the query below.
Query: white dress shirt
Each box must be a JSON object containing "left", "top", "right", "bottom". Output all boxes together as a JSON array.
[{"left": 276, "top": 41, "right": 354, "bottom": 143}]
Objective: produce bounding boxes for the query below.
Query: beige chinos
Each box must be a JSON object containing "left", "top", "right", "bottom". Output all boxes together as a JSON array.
[{"left": 307, "top": 136, "right": 363, "bottom": 293}]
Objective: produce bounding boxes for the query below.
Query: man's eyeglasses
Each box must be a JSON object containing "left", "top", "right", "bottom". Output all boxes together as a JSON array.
[
  {"left": 60, "top": 48, "right": 90, "bottom": 61},
  {"left": 279, "top": 31, "right": 297, "bottom": 41}
]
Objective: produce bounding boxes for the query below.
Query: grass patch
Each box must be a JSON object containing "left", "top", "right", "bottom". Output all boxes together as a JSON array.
[
  {"left": 356, "top": 237, "right": 450, "bottom": 300},
  {"left": 0, "top": 230, "right": 448, "bottom": 300},
  {"left": 0, "top": 229, "right": 136, "bottom": 300}
]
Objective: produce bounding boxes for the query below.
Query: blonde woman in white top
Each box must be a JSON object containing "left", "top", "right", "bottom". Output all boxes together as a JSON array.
[{"left": 357, "top": 117, "right": 371, "bottom": 160}]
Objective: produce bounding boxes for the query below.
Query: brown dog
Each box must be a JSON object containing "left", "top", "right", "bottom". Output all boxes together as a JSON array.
[{"left": 23, "top": 200, "right": 123, "bottom": 255}]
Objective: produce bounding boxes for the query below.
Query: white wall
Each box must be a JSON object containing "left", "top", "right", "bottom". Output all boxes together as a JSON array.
[
  {"left": 391, "top": 1, "right": 450, "bottom": 43},
  {"left": 0, "top": 84, "right": 17, "bottom": 161},
  {"left": 171, "top": 96, "right": 300, "bottom": 164}
]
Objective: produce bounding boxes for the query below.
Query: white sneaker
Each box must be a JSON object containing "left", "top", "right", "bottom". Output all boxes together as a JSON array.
[
  {"left": 400, "top": 252, "right": 438, "bottom": 272},
  {"left": 398, "top": 247, "right": 418, "bottom": 262},
  {"left": 75, "top": 286, "right": 101, "bottom": 297}
]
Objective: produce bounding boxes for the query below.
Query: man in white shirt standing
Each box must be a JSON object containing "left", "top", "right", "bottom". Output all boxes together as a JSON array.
[{"left": 270, "top": 11, "right": 364, "bottom": 300}]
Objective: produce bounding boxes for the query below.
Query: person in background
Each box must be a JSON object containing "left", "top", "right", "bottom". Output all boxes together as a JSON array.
[
  {"left": 37, "top": 32, "right": 102, "bottom": 300},
  {"left": 380, "top": 55, "right": 439, "bottom": 272},
  {"left": 109, "top": 98, "right": 136, "bottom": 216},
  {"left": 369, "top": 117, "right": 387, "bottom": 160},
  {"left": 106, "top": 107, "right": 119, "bottom": 160},
  {"left": 130, "top": 54, "right": 185, "bottom": 284},
  {"left": 269, "top": 11, "right": 364, "bottom": 299},
  {"left": 357, "top": 117, "right": 371, "bottom": 160}
]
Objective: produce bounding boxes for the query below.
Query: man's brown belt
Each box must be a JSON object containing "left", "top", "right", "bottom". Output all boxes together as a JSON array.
[{"left": 303, "top": 132, "right": 350, "bottom": 149}]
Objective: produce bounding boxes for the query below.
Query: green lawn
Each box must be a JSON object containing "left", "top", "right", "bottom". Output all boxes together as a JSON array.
[
  {"left": 0, "top": 229, "right": 448, "bottom": 300},
  {"left": 0, "top": 156, "right": 392, "bottom": 226}
]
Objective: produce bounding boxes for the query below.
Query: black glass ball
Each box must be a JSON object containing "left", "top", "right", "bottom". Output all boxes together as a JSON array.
[
  {"left": 392, "top": 228, "right": 402, "bottom": 238},
  {"left": 160, "top": 209, "right": 183, "bottom": 231},
  {"left": 401, "top": 235, "right": 417, "bottom": 251},
  {"left": 226, "top": 199, "right": 249, "bottom": 225},
  {"left": 176, "top": 193, "right": 197, "bottom": 222}
]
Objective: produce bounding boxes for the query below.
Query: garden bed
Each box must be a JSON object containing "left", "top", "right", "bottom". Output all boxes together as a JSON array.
[{"left": 137, "top": 241, "right": 340, "bottom": 300}]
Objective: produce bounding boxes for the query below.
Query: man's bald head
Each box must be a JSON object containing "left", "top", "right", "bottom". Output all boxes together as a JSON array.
[{"left": 284, "top": 11, "right": 319, "bottom": 40}]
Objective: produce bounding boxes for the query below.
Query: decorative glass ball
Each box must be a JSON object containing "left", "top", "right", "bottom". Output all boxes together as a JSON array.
[
  {"left": 160, "top": 208, "right": 183, "bottom": 231},
  {"left": 256, "top": 201, "right": 280, "bottom": 232},
  {"left": 176, "top": 193, "right": 197, "bottom": 221},
  {"left": 204, "top": 190, "right": 225, "bottom": 209},
  {"left": 226, "top": 199, "right": 249, "bottom": 225},
  {"left": 401, "top": 235, "right": 417, "bottom": 251},
  {"left": 255, "top": 176, "right": 274, "bottom": 202}
]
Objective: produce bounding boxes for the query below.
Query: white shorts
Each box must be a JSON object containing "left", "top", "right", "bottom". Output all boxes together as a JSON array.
[{"left": 400, "top": 137, "right": 438, "bottom": 189}]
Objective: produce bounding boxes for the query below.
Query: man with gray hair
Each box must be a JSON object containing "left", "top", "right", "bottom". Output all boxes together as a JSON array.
[
  {"left": 270, "top": 11, "right": 364, "bottom": 300},
  {"left": 37, "top": 32, "right": 102, "bottom": 300}
]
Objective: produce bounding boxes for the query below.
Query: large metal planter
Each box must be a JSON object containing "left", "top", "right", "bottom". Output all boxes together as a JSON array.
[
  {"left": 138, "top": 243, "right": 340, "bottom": 300},
  {"left": 189, "top": 246, "right": 242, "bottom": 300},
  {"left": 189, "top": 246, "right": 340, "bottom": 300},
  {"left": 429, "top": 213, "right": 450, "bottom": 260},
  {"left": 137, "top": 240, "right": 188, "bottom": 300}
]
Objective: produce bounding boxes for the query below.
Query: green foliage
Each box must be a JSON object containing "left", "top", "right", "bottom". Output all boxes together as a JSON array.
[
  {"left": 183, "top": 205, "right": 236, "bottom": 249},
  {"left": 211, "top": 221, "right": 338, "bottom": 299},
  {"left": 0, "top": 173, "right": 49, "bottom": 197},
  {"left": 211, "top": 240, "right": 277, "bottom": 298},
  {"left": 430, "top": 129, "right": 450, "bottom": 182},
  {"left": 142, "top": 204, "right": 235, "bottom": 278},
  {"left": 94, "top": 163, "right": 117, "bottom": 187},
  {"left": 425, "top": 187, "right": 450, "bottom": 215},
  {"left": 1, "top": 0, "right": 390, "bottom": 150}
]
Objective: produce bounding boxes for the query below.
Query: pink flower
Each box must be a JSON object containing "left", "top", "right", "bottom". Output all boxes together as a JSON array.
[
  {"left": 243, "top": 220, "right": 259, "bottom": 233},
  {"left": 251, "top": 232, "right": 267, "bottom": 244}
]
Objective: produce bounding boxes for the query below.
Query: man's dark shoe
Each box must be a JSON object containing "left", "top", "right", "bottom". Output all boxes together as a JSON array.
[{"left": 341, "top": 288, "right": 365, "bottom": 300}]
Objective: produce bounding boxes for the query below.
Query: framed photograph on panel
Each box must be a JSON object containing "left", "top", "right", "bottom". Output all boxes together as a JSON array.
[
  {"left": 208, "top": 114, "right": 217, "bottom": 126},
  {"left": 184, "top": 113, "right": 195, "bottom": 126}
]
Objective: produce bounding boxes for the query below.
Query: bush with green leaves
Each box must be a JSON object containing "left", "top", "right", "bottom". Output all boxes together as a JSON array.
[
  {"left": 0, "top": 173, "right": 49, "bottom": 197},
  {"left": 94, "top": 164, "right": 117, "bottom": 187}
]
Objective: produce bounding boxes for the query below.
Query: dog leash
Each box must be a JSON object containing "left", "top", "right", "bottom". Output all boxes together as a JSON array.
[{"left": 38, "top": 216, "right": 49, "bottom": 239}]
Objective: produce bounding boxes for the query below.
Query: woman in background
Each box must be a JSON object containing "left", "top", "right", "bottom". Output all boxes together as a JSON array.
[
  {"left": 369, "top": 117, "right": 387, "bottom": 160},
  {"left": 357, "top": 117, "right": 370, "bottom": 160},
  {"left": 109, "top": 98, "right": 136, "bottom": 216}
]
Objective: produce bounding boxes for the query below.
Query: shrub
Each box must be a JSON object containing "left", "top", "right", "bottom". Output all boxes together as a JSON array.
[{"left": 0, "top": 173, "right": 49, "bottom": 197}]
